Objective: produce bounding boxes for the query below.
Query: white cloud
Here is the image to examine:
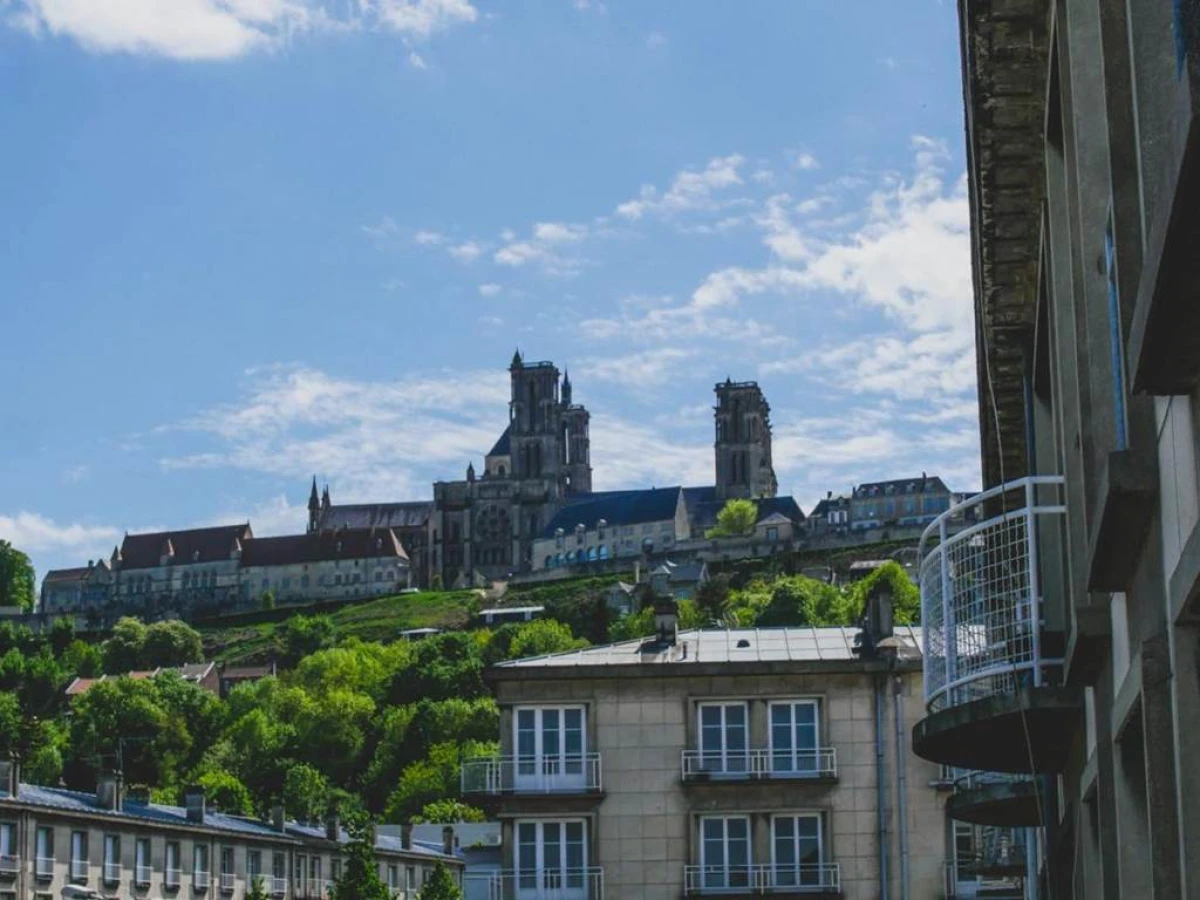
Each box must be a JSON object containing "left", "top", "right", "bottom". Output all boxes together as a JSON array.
[
  {"left": 616, "top": 153, "right": 745, "bottom": 220},
  {"left": 408, "top": 50, "right": 427, "bottom": 68},
  {"left": 577, "top": 348, "right": 694, "bottom": 387},
  {"left": 532, "top": 221, "right": 586, "bottom": 244},
  {"left": 413, "top": 229, "right": 446, "bottom": 246},
  {"left": 361, "top": 216, "right": 401, "bottom": 244},
  {"left": 588, "top": 417, "right": 711, "bottom": 491},
  {"left": 448, "top": 240, "right": 484, "bottom": 261},
  {"left": 0, "top": 511, "right": 120, "bottom": 560},
  {"left": 494, "top": 221, "right": 589, "bottom": 275},
  {"left": 10, "top": 0, "right": 479, "bottom": 61},
  {"left": 794, "top": 152, "right": 820, "bottom": 171},
  {"left": 61, "top": 464, "right": 90, "bottom": 484},
  {"left": 478, "top": 283, "right": 502, "bottom": 297}
]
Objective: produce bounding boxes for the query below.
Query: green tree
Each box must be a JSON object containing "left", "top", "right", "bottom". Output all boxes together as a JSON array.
[
  {"left": 390, "top": 633, "right": 485, "bottom": 706},
  {"left": 416, "top": 799, "right": 485, "bottom": 823},
  {"left": 843, "top": 561, "right": 919, "bottom": 624},
  {"left": 62, "top": 640, "right": 104, "bottom": 678},
  {"left": 278, "top": 615, "right": 337, "bottom": 668},
  {"left": 694, "top": 573, "right": 731, "bottom": 619},
  {"left": 384, "top": 741, "right": 494, "bottom": 822},
  {"left": 196, "top": 769, "right": 254, "bottom": 816},
  {"left": 755, "top": 576, "right": 849, "bottom": 627},
  {"left": 706, "top": 499, "right": 759, "bottom": 538},
  {"left": 142, "top": 620, "right": 203, "bottom": 668},
  {"left": 103, "top": 617, "right": 148, "bottom": 674},
  {"left": 283, "top": 763, "right": 332, "bottom": 822},
  {"left": 330, "top": 813, "right": 391, "bottom": 900},
  {"left": 0, "top": 541, "right": 35, "bottom": 610},
  {"left": 0, "top": 692, "right": 21, "bottom": 754},
  {"left": 49, "top": 617, "right": 76, "bottom": 655},
  {"left": 417, "top": 862, "right": 464, "bottom": 900},
  {"left": 245, "top": 876, "right": 271, "bottom": 900},
  {"left": 507, "top": 619, "right": 588, "bottom": 660},
  {"left": 261, "top": 590, "right": 276, "bottom": 611}
]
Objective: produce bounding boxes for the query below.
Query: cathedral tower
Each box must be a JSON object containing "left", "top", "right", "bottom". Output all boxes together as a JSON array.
[
  {"left": 714, "top": 379, "right": 778, "bottom": 501},
  {"left": 561, "top": 370, "right": 592, "bottom": 495},
  {"left": 508, "top": 350, "right": 565, "bottom": 486}
]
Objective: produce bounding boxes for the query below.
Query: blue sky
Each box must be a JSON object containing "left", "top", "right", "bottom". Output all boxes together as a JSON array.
[{"left": 0, "top": 0, "right": 980, "bottom": 580}]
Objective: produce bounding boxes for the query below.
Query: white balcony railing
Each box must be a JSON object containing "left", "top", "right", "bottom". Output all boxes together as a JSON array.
[
  {"left": 461, "top": 753, "right": 602, "bottom": 794},
  {"left": 136, "top": 864, "right": 152, "bottom": 886},
  {"left": 36, "top": 857, "right": 54, "bottom": 878},
  {"left": 195, "top": 870, "right": 211, "bottom": 890},
  {"left": 220, "top": 872, "right": 236, "bottom": 891},
  {"left": 681, "top": 748, "right": 837, "bottom": 781},
  {"left": 465, "top": 866, "right": 604, "bottom": 900},
  {"left": 70, "top": 859, "right": 89, "bottom": 881},
  {"left": 166, "top": 867, "right": 182, "bottom": 888},
  {"left": 103, "top": 861, "right": 121, "bottom": 882},
  {"left": 944, "top": 863, "right": 1026, "bottom": 899},
  {"left": 920, "top": 476, "right": 1066, "bottom": 713},
  {"left": 0, "top": 854, "right": 18, "bottom": 874},
  {"left": 683, "top": 863, "right": 841, "bottom": 894},
  {"left": 271, "top": 876, "right": 288, "bottom": 896}
]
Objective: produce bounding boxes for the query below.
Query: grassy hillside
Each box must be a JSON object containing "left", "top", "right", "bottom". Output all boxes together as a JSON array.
[{"left": 201, "top": 590, "right": 477, "bottom": 664}]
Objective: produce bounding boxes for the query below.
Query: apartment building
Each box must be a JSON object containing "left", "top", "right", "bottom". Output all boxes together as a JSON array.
[
  {"left": 0, "top": 763, "right": 462, "bottom": 900},
  {"left": 459, "top": 600, "right": 977, "bottom": 899},
  {"left": 912, "top": 1, "right": 1200, "bottom": 898}
]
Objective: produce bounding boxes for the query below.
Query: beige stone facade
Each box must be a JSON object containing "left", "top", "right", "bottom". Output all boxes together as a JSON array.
[{"left": 466, "top": 626, "right": 952, "bottom": 899}]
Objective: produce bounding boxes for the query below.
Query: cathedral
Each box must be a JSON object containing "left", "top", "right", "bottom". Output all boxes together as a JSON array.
[{"left": 309, "top": 352, "right": 792, "bottom": 588}]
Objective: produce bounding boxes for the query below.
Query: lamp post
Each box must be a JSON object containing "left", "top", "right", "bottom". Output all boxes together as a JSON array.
[{"left": 876, "top": 634, "right": 910, "bottom": 900}]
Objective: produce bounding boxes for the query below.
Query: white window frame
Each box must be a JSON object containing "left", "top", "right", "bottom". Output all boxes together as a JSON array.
[
  {"left": 769, "top": 813, "right": 824, "bottom": 888},
  {"left": 514, "top": 819, "right": 589, "bottom": 899},
  {"left": 102, "top": 834, "right": 120, "bottom": 883},
  {"left": 767, "top": 699, "right": 821, "bottom": 775},
  {"left": 165, "top": 841, "right": 181, "bottom": 887},
  {"left": 698, "top": 815, "right": 751, "bottom": 891},
  {"left": 35, "top": 826, "right": 53, "bottom": 879},
  {"left": 514, "top": 705, "right": 587, "bottom": 791},
  {"left": 135, "top": 837, "right": 151, "bottom": 887},
  {"left": 70, "top": 830, "right": 88, "bottom": 882},
  {"left": 696, "top": 701, "right": 750, "bottom": 775},
  {"left": 0, "top": 822, "right": 16, "bottom": 874}
]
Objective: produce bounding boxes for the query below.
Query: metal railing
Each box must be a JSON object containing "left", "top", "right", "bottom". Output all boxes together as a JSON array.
[
  {"left": 136, "top": 864, "right": 152, "bottom": 886},
  {"left": 944, "top": 863, "right": 1026, "bottom": 898},
  {"left": 166, "top": 867, "right": 182, "bottom": 888},
  {"left": 70, "top": 858, "right": 89, "bottom": 881},
  {"left": 220, "top": 872, "right": 236, "bottom": 891},
  {"left": 195, "top": 869, "right": 211, "bottom": 889},
  {"left": 0, "top": 854, "right": 18, "bottom": 873},
  {"left": 461, "top": 753, "right": 602, "bottom": 794},
  {"left": 920, "top": 477, "right": 1066, "bottom": 713},
  {"left": 271, "top": 875, "right": 288, "bottom": 896},
  {"left": 465, "top": 867, "right": 604, "bottom": 899},
  {"left": 35, "top": 856, "right": 54, "bottom": 878},
  {"left": 681, "top": 748, "right": 837, "bottom": 780},
  {"left": 103, "top": 861, "right": 121, "bottom": 882},
  {"left": 683, "top": 863, "right": 841, "bottom": 894}
]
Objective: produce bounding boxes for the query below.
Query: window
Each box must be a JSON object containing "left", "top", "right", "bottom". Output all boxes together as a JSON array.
[
  {"left": 103, "top": 834, "right": 120, "bottom": 884},
  {"left": 406, "top": 865, "right": 416, "bottom": 893},
  {"left": 766, "top": 526, "right": 778, "bottom": 542},
  {"left": 598, "top": 545, "right": 609, "bottom": 561},
  {"left": 697, "top": 702, "right": 749, "bottom": 775},
  {"left": 135, "top": 838, "right": 155, "bottom": 886},
  {"left": 300, "top": 574, "right": 309, "bottom": 589},
  {"left": 514, "top": 706, "right": 587, "bottom": 791},
  {"left": 272, "top": 852, "right": 286, "bottom": 894},
  {"left": 281, "top": 577, "right": 290, "bottom": 590},
  {"left": 387, "top": 864, "right": 398, "bottom": 890},
  {"left": 700, "top": 816, "right": 750, "bottom": 890},
  {"left": 334, "top": 574, "right": 343, "bottom": 586},
  {"left": 297, "top": 854, "right": 308, "bottom": 894},
  {"left": 769, "top": 700, "right": 821, "bottom": 775},
  {"left": 261, "top": 578, "right": 269, "bottom": 589},
  {"left": 247, "top": 850, "right": 261, "bottom": 881},
  {"left": 0, "top": 823, "right": 16, "bottom": 874},
  {"left": 330, "top": 859, "right": 341, "bottom": 884},
  {"left": 35, "top": 827, "right": 53, "bottom": 879},
  {"left": 309, "top": 857, "right": 320, "bottom": 892},
  {"left": 772, "top": 815, "right": 823, "bottom": 887},
  {"left": 516, "top": 821, "right": 587, "bottom": 893},
  {"left": 165, "top": 841, "right": 181, "bottom": 887},
  {"left": 375, "top": 571, "right": 382, "bottom": 582},
  {"left": 220, "top": 846, "right": 235, "bottom": 892},
  {"left": 194, "top": 843, "right": 210, "bottom": 889},
  {"left": 70, "top": 831, "right": 88, "bottom": 882}
]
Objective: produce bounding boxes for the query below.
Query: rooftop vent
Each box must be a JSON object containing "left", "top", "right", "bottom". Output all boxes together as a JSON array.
[{"left": 736, "top": 639, "right": 751, "bottom": 649}]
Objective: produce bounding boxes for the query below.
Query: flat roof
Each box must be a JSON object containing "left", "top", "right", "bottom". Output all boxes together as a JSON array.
[{"left": 493, "top": 625, "right": 922, "bottom": 669}]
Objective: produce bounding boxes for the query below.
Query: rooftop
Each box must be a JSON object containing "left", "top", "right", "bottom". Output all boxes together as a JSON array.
[
  {"left": 540, "top": 487, "right": 683, "bottom": 537},
  {"left": 118, "top": 524, "right": 252, "bottom": 570},
  {"left": 493, "top": 625, "right": 922, "bottom": 669},
  {"left": 240, "top": 528, "right": 409, "bottom": 567}
]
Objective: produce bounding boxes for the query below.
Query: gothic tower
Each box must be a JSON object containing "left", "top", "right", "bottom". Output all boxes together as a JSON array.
[
  {"left": 307, "top": 477, "right": 320, "bottom": 533},
  {"left": 561, "top": 370, "right": 592, "bottom": 495},
  {"left": 714, "top": 378, "right": 778, "bottom": 501},
  {"left": 508, "top": 350, "right": 565, "bottom": 488}
]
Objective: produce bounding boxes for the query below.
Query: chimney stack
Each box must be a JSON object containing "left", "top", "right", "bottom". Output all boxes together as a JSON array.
[
  {"left": 97, "top": 772, "right": 122, "bottom": 811},
  {"left": 185, "top": 786, "right": 206, "bottom": 824},
  {"left": 442, "top": 825, "right": 455, "bottom": 857},
  {"left": 325, "top": 812, "right": 339, "bottom": 842},
  {"left": 0, "top": 757, "right": 17, "bottom": 798},
  {"left": 653, "top": 594, "right": 679, "bottom": 646},
  {"left": 270, "top": 803, "right": 285, "bottom": 832},
  {"left": 401, "top": 823, "right": 413, "bottom": 850}
]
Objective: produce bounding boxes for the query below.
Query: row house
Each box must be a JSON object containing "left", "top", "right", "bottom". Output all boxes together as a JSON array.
[
  {"left": 0, "top": 764, "right": 462, "bottom": 900},
  {"left": 458, "top": 598, "right": 985, "bottom": 899}
]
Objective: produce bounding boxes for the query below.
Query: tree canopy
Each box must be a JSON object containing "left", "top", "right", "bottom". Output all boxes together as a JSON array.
[
  {"left": 418, "top": 861, "right": 464, "bottom": 900},
  {"left": 0, "top": 541, "right": 36, "bottom": 610},
  {"left": 706, "top": 499, "right": 759, "bottom": 538}
]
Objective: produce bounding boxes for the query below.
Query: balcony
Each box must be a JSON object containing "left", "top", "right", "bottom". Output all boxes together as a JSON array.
[
  {"left": 681, "top": 748, "right": 837, "bottom": 783},
  {"left": 166, "top": 867, "right": 182, "bottom": 888},
  {"left": 466, "top": 866, "right": 604, "bottom": 900},
  {"left": 0, "top": 854, "right": 18, "bottom": 875},
  {"left": 683, "top": 863, "right": 841, "bottom": 897},
  {"left": 271, "top": 876, "right": 288, "bottom": 896},
  {"left": 944, "top": 862, "right": 1026, "bottom": 900},
  {"left": 70, "top": 859, "right": 89, "bottom": 881},
  {"left": 462, "top": 754, "right": 603, "bottom": 814},
  {"left": 136, "top": 864, "right": 152, "bottom": 886},
  {"left": 36, "top": 857, "right": 54, "bottom": 879},
  {"left": 220, "top": 872, "right": 235, "bottom": 892},
  {"left": 195, "top": 870, "right": 211, "bottom": 890},
  {"left": 913, "top": 478, "right": 1081, "bottom": 774},
  {"left": 104, "top": 861, "right": 121, "bottom": 883},
  {"left": 947, "top": 771, "right": 1042, "bottom": 828}
]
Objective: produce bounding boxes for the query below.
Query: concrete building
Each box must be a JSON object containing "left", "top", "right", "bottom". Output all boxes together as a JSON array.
[
  {"left": 0, "top": 763, "right": 462, "bottom": 900},
  {"left": 911, "top": 2, "right": 1200, "bottom": 898},
  {"left": 459, "top": 600, "right": 960, "bottom": 899},
  {"left": 848, "top": 476, "right": 953, "bottom": 532}
]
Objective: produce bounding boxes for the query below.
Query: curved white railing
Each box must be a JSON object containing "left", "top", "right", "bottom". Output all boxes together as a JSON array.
[{"left": 920, "top": 477, "right": 1066, "bottom": 714}]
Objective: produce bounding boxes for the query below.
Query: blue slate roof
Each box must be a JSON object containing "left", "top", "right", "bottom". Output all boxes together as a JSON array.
[
  {"left": 12, "top": 784, "right": 291, "bottom": 840},
  {"left": 540, "top": 487, "right": 683, "bottom": 537},
  {"left": 684, "top": 489, "right": 805, "bottom": 532},
  {"left": 487, "top": 425, "right": 512, "bottom": 458},
  {"left": 287, "top": 823, "right": 455, "bottom": 860}
]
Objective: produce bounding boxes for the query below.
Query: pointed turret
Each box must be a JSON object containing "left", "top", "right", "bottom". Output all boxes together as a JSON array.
[
  {"left": 308, "top": 476, "right": 319, "bottom": 508},
  {"left": 467, "top": 462, "right": 476, "bottom": 482},
  {"left": 510, "top": 348, "right": 524, "bottom": 370},
  {"left": 307, "top": 477, "right": 322, "bottom": 533},
  {"left": 562, "top": 369, "right": 572, "bottom": 405},
  {"left": 321, "top": 485, "right": 331, "bottom": 510}
]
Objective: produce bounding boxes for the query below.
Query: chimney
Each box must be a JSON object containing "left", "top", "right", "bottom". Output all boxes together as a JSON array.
[
  {"left": 325, "top": 812, "right": 339, "bottom": 842},
  {"left": 96, "top": 772, "right": 122, "bottom": 811},
  {"left": 653, "top": 594, "right": 678, "bottom": 646},
  {"left": 0, "top": 757, "right": 17, "bottom": 798},
  {"left": 826, "top": 491, "right": 832, "bottom": 499},
  {"left": 442, "top": 826, "right": 454, "bottom": 857},
  {"left": 858, "top": 581, "right": 895, "bottom": 659},
  {"left": 401, "top": 823, "right": 413, "bottom": 850},
  {"left": 185, "top": 786, "right": 206, "bottom": 824},
  {"left": 270, "top": 802, "right": 285, "bottom": 832}
]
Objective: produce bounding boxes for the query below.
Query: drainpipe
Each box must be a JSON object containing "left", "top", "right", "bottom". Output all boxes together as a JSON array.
[
  {"left": 874, "top": 674, "right": 890, "bottom": 900},
  {"left": 893, "top": 673, "right": 910, "bottom": 900}
]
